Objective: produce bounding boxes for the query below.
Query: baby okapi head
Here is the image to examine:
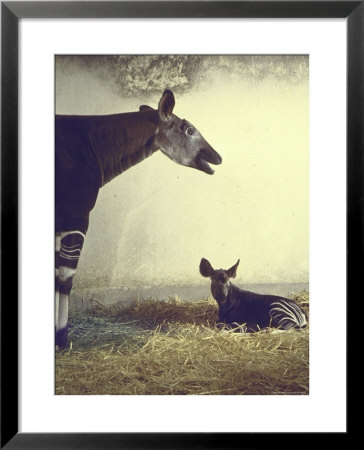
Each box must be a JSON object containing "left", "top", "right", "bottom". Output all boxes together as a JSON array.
[{"left": 199, "top": 258, "right": 240, "bottom": 304}]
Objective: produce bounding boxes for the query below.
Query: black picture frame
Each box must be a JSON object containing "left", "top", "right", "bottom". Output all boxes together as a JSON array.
[{"left": 1, "top": 1, "right": 356, "bottom": 448}]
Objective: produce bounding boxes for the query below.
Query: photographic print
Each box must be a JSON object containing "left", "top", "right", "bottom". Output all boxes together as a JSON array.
[{"left": 55, "top": 55, "right": 309, "bottom": 395}]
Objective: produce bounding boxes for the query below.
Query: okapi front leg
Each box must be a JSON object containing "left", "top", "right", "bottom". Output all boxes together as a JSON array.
[{"left": 55, "top": 231, "right": 85, "bottom": 348}]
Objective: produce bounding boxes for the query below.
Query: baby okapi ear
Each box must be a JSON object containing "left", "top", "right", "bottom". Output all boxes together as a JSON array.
[
  {"left": 139, "top": 105, "right": 154, "bottom": 112},
  {"left": 200, "top": 258, "right": 214, "bottom": 277},
  {"left": 226, "top": 259, "right": 240, "bottom": 278},
  {"left": 158, "top": 89, "right": 175, "bottom": 122}
]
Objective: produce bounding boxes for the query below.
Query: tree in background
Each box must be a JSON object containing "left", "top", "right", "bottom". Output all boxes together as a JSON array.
[{"left": 56, "top": 55, "right": 308, "bottom": 97}]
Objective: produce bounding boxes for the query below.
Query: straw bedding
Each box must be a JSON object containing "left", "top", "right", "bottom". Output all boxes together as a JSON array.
[{"left": 55, "top": 292, "right": 309, "bottom": 395}]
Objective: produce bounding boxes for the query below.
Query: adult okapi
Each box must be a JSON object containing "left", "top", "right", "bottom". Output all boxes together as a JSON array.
[
  {"left": 200, "top": 258, "right": 307, "bottom": 332},
  {"left": 55, "top": 90, "right": 222, "bottom": 348}
]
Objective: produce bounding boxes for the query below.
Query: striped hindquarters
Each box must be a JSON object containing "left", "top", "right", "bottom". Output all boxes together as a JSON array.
[{"left": 269, "top": 299, "right": 307, "bottom": 329}]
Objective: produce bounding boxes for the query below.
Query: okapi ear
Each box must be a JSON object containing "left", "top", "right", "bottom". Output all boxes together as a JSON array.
[
  {"left": 226, "top": 259, "right": 240, "bottom": 278},
  {"left": 200, "top": 258, "right": 214, "bottom": 277},
  {"left": 139, "top": 105, "right": 154, "bottom": 112},
  {"left": 158, "top": 89, "right": 175, "bottom": 122}
]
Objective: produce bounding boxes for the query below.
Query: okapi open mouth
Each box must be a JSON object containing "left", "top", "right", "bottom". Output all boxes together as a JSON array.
[{"left": 195, "top": 148, "right": 222, "bottom": 175}]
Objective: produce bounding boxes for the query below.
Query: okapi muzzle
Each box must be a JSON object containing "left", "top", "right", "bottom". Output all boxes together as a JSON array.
[
  {"left": 200, "top": 258, "right": 308, "bottom": 332},
  {"left": 55, "top": 89, "right": 222, "bottom": 348}
]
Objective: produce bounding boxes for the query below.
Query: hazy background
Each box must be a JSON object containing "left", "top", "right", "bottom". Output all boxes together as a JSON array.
[{"left": 55, "top": 55, "right": 309, "bottom": 304}]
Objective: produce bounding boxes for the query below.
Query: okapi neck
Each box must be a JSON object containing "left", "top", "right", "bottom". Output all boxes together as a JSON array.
[{"left": 89, "top": 111, "right": 160, "bottom": 186}]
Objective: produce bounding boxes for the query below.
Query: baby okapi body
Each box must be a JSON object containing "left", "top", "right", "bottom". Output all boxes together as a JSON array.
[
  {"left": 200, "top": 258, "right": 307, "bottom": 332},
  {"left": 55, "top": 90, "right": 222, "bottom": 348}
]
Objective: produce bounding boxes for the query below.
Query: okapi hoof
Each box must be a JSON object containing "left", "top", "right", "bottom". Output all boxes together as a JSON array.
[{"left": 55, "top": 326, "right": 69, "bottom": 349}]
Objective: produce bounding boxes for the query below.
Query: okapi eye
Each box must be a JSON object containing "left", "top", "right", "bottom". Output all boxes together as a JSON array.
[{"left": 185, "top": 126, "right": 194, "bottom": 136}]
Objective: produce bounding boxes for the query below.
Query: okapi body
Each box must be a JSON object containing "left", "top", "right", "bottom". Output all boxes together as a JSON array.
[
  {"left": 200, "top": 258, "right": 307, "bottom": 332},
  {"left": 55, "top": 90, "right": 222, "bottom": 347}
]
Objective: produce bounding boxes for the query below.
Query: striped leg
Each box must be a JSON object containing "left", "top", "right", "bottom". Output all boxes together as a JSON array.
[
  {"left": 55, "top": 231, "right": 85, "bottom": 348},
  {"left": 269, "top": 299, "right": 308, "bottom": 330}
]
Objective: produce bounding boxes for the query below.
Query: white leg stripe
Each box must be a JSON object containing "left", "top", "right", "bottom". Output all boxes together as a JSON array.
[
  {"left": 59, "top": 251, "right": 81, "bottom": 260},
  {"left": 55, "top": 290, "right": 59, "bottom": 325},
  {"left": 57, "top": 293, "right": 69, "bottom": 330},
  {"left": 58, "top": 265, "right": 76, "bottom": 282},
  {"left": 55, "top": 230, "right": 86, "bottom": 252},
  {"left": 269, "top": 299, "right": 307, "bottom": 328}
]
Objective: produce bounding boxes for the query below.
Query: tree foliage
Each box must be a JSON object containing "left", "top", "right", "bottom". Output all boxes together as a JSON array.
[{"left": 56, "top": 55, "right": 308, "bottom": 97}]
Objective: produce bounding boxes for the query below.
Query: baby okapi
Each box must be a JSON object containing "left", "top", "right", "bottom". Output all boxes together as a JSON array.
[{"left": 200, "top": 258, "right": 307, "bottom": 332}]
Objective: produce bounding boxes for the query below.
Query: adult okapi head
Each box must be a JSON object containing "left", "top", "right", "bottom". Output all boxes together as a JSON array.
[{"left": 144, "top": 89, "right": 222, "bottom": 174}]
